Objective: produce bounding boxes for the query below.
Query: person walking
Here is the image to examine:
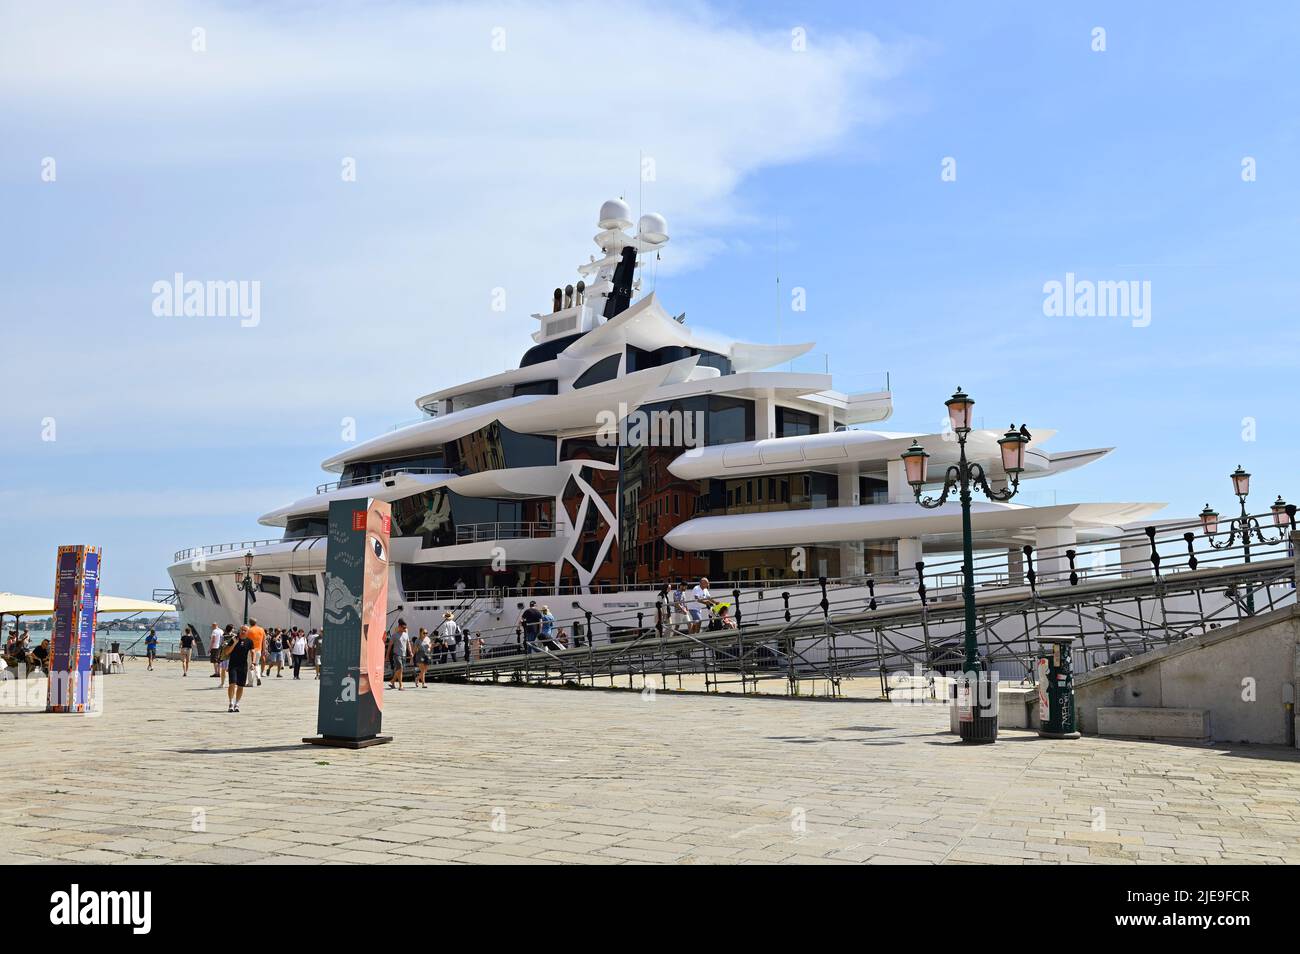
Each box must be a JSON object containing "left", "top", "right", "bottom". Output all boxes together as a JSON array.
[
  {"left": 539, "top": 605, "right": 559, "bottom": 651},
  {"left": 209, "top": 622, "right": 223, "bottom": 677},
  {"left": 290, "top": 630, "right": 307, "bottom": 679},
  {"left": 314, "top": 633, "right": 323, "bottom": 679},
  {"left": 306, "top": 628, "right": 318, "bottom": 667},
  {"left": 225, "top": 626, "right": 254, "bottom": 712},
  {"left": 388, "top": 619, "right": 411, "bottom": 691},
  {"left": 689, "top": 577, "right": 715, "bottom": 635},
  {"left": 218, "top": 626, "right": 235, "bottom": 687},
  {"left": 144, "top": 629, "right": 158, "bottom": 670},
  {"left": 179, "top": 625, "right": 195, "bottom": 676},
  {"left": 264, "top": 629, "right": 284, "bottom": 678},
  {"left": 520, "top": 601, "right": 542, "bottom": 653},
  {"left": 245, "top": 618, "right": 265, "bottom": 686},
  {"left": 414, "top": 628, "right": 432, "bottom": 687},
  {"left": 671, "top": 581, "right": 689, "bottom": 634},
  {"left": 436, "top": 612, "right": 461, "bottom": 665}
]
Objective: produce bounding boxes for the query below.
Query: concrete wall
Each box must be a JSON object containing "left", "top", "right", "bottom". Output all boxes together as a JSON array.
[{"left": 1075, "top": 605, "right": 1300, "bottom": 746}]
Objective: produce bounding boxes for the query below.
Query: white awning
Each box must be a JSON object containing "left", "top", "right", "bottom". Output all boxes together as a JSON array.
[{"left": 0, "top": 593, "right": 175, "bottom": 617}]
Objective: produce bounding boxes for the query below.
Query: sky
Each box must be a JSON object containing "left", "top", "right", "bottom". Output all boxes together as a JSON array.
[{"left": 2, "top": 0, "right": 1298, "bottom": 598}]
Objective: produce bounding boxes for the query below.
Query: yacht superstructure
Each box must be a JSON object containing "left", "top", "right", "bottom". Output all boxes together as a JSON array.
[{"left": 167, "top": 200, "right": 1163, "bottom": 645}]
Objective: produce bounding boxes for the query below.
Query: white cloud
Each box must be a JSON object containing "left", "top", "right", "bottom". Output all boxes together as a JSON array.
[{"left": 1, "top": 0, "right": 908, "bottom": 453}]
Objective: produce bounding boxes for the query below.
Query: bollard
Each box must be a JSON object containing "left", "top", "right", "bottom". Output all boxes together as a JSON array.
[{"left": 1035, "top": 635, "right": 1080, "bottom": 739}]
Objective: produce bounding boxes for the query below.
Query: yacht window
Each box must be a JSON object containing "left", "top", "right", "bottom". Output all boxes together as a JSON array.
[
  {"left": 573, "top": 353, "right": 621, "bottom": 389},
  {"left": 291, "top": 573, "right": 319, "bottom": 595},
  {"left": 191, "top": 582, "right": 205, "bottom": 598},
  {"left": 776, "top": 407, "right": 818, "bottom": 438},
  {"left": 289, "top": 598, "right": 312, "bottom": 618},
  {"left": 205, "top": 580, "right": 221, "bottom": 605},
  {"left": 258, "top": 574, "right": 281, "bottom": 598},
  {"left": 513, "top": 379, "right": 558, "bottom": 397}
]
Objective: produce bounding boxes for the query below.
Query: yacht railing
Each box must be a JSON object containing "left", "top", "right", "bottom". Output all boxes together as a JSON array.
[
  {"left": 454, "top": 521, "right": 557, "bottom": 544},
  {"left": 173, "top": 536, "right": 323, "bottom": 564},
  {"left": 316, "top": 466, "right": 455, "bottom": 495},
  {"left": 404, "top": 509, "right": 1299, "bottom": 695}
]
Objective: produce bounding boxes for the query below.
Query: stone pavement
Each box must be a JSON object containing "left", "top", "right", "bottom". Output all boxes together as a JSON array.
[{"left": 3, "top": 660, "right": 1299, "bottom": 864}]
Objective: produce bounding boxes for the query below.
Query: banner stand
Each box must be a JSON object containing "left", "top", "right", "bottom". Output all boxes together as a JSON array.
[
  {"left": 47, "top": 545, "right": 100, "bottom": 714},
  {"left": 302, "top": 498, "right": 394, "bottom": 749}
]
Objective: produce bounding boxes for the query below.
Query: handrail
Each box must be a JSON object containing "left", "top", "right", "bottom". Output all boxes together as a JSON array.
[
  {"left": 454, "top": 521, "right": 556, "bottom": 544},
  {"left": 172, "top": 536, "right": 323, "bottom": 564},
  {"left": 316, "top": 466, "right": 455, "bottom": 495}
]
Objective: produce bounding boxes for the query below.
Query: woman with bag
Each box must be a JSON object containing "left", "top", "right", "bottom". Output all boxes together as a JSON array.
[{"left": 290, "top": 630, "right": 308, "bottom": 679}]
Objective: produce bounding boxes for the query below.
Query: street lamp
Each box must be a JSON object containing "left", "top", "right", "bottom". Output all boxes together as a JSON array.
[
  {"left": 900, "top": 387, "right": 1031, "bottom": 745},
  {"left": 233, "top": 550, "right": 262, "bottom": 625},
  {"left": 1199, "top": 468, "right": 1295, "bottom": 615}
]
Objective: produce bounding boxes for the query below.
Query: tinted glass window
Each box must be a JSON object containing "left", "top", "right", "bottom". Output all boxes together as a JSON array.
[
  {"left": 289, "top": 598, "right": 312, "bottom": 618},
  {"left": 519, "top": 332, "right": 584, "bottom": 368},
  {"left": 205, "top": 580, "right": 221, "bottom": 605},
  {"left": 291, "top": 573, "right": 319, "bottom": 595},
  {"left": 776, "top": 406, "right": 818, "bottom": 438},
  {"left": 573, "top": 353, "right": 621, "bottom": 389},
  {"left": 444, "top": 421, "right": 556, "bottom": 474},
  {"left": 707, "top": 396, "right": 754, "bottom": 446},
  {"left": 626, "top": 345, "right": 732, "bottom": 375},
  {"left": 513, "top": 379, "right": 558, "bottom": 397},
  {"left": 559, "top": 436, "right": 618, "bottom": 465},
  {"left": 258, "top": 574, "right": 281, "bottom": 598},
  {"left": 284, "top": 517, "right": 328, "bottom": 540}
]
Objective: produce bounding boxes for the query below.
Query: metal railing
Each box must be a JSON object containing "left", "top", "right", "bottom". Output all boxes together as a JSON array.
[
  {"left": 316, "top": 466, "right": 455, "bottom": 495},
  {"left": 454, "top": 521, "right": 557, "bottom": 544},
  {"left": 411, "top": 512, "right": 1299, "bottom": 696},
  {"left": 173, "top": 536, "right": 323, "bottom": 564}
]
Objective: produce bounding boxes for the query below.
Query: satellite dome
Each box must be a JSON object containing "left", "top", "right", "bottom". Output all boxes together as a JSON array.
[
  {"left": 638, "top": 212, "right": 669, "bottom": 244},
  {"left": 598, "top": 198, "right": 633, "bottom": 230}
]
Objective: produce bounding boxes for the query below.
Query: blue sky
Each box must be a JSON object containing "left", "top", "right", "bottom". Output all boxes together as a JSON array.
[{"left": 2, "top": 0, "right": 1298, "bottom": 598}]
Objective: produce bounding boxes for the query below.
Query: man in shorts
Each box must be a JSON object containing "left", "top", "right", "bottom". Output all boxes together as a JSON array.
[
  {"left": 209, "top": 622, "right": 223, "bottom": 677},
  {"left": 670, "top": 581, "right": 689, "bottom": 633},
  {"left": 690, "top": 577, "right": 715, "bottom": 635},
  {"left": 179, "top": 625, "right": 194, "bottom": 676},
  {"left": 225, "top": 626, "right": 254, "bottom": 713}
]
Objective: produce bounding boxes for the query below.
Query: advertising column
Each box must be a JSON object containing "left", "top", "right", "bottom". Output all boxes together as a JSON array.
[
  {"left": 304, "top": 498, "right": 393, "bottom": 748},
  {"left": 47, "top": 545, "right": 101, "bottom": 714}
]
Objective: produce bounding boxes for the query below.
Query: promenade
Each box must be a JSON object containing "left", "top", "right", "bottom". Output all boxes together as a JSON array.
[{"left": 3, "top": 660, "right": 1299, "bottom": 864}]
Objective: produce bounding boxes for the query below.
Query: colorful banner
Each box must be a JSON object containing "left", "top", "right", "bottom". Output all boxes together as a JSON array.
[
  {"left": 314, "top": 498, "right": 391, "bottom": 743},
  {"left": 48, "top": 545, "right": 100, "bottom": 713}
]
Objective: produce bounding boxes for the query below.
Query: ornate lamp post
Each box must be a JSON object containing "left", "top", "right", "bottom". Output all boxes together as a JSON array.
[
  {"left": 233, "top": 550, "right": 261, "bottom": 625},
  {"left": 900, "top": 387, "right": 1030, "bottom": 745},
  {"left": 1199, "top": 467, "right": 1294, "bottom": 615}
]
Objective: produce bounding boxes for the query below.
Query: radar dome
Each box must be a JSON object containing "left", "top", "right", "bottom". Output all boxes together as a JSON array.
[
  {"left": 638, "top": 212, "right": 669, "bottom": 244},
  {"left": 598, "top": 198, "right": 633, "bottom": 230}
]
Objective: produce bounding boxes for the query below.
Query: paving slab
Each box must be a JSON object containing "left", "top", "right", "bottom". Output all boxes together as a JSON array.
[{"left": 3, "top": 660, "right": 1300, "bottom": 864}]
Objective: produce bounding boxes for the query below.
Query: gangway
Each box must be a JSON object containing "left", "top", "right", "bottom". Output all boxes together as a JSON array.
[{"left": 419, "top": 513, "right": 1300, "bottom": 697}]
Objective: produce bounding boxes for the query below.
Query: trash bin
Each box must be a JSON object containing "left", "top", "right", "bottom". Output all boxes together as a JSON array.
[
  {"left": 953, "top": 670, "right": 999, "bottom": 744},
  {"left": 1036, "top": 636, "right": 1080, "bottom": 739}
]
